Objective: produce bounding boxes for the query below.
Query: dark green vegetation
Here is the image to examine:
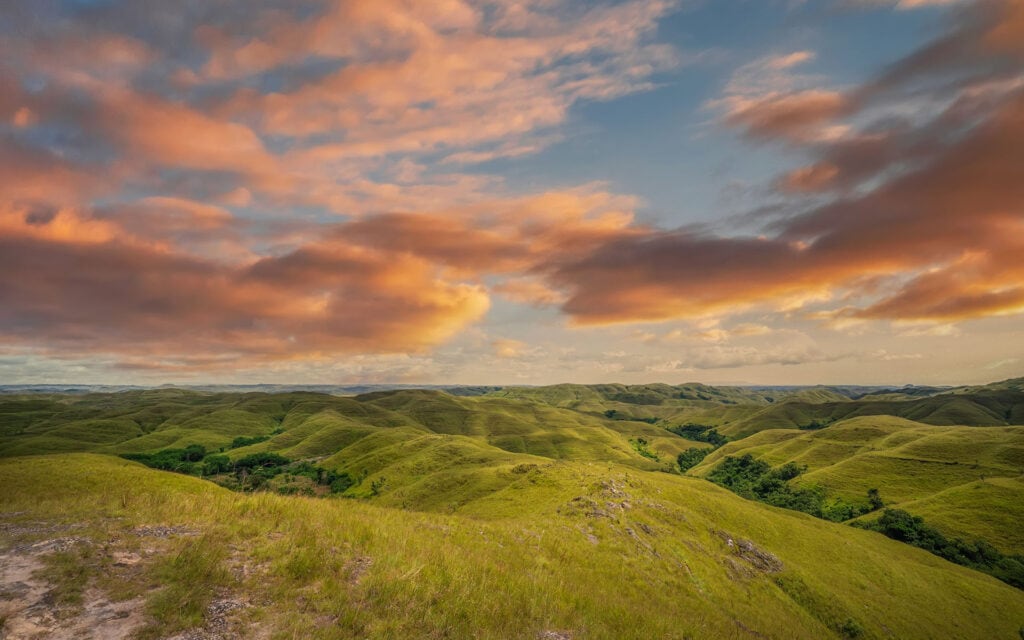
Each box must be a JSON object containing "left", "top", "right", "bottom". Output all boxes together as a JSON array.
[
  {"left": 703, "top": 453, "right": 1023, "bottom": 589},
  {"left": 676, "top": 447, "right": 710, "bottom": 471},
  {"left": 706, "top": 454, "right": 880, "bottom": 522},
  {"left": 123, "top": 445, "right": 354, "bottom": 494},
  {"left": 688, "top": 414, "right": 1024, "bottom": 555},
  {"left": 855, "top": 509, "right": 1024, "bottom": 589},
  {"left": 1, "top": 378, "right": 1023, "bottom": 638},
  {"left": 667, "top": 423, "right": 729, "bottom": 447}
]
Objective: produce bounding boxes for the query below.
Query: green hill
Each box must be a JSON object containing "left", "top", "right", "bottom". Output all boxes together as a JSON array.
[
  {"left": 689, "top": 416, "right": 1024, "bottom": 553},
  {"left": 2, "top": 453, "right": 1023, "bottom": 639},
  {"left": 0, "top": 390, "right": 697, "bottom": 510},
  {"left": 4, "top": 385, "right": 1024, "bottom": 637},
  {"left": 713, "top": 389, "right": 1024, "bottom": 439}
]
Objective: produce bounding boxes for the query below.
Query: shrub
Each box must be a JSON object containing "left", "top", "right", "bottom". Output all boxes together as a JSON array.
[
  {"left": 867, "top": 488, "right": 884, "bottom": 511},
  {"left": 666, "top": 424, "right": 728, "bottom": 447},
  {"left": 676, "top": 448, "right": 709, "bottom": 472},
  {"left": 329, "top": 473, "right": 354, "bottom": 494},
  {"left": 234, "top": 452, "right": 290, "bottom": 470},
  {"left": 228, "top": 435, "right": 270, "bottom": 449},
  {"left": 181, "top": 444, "right": 206, "bottom": 462},
  {"left": 202, "top": 455, "right": 231, "bottom": 475}
]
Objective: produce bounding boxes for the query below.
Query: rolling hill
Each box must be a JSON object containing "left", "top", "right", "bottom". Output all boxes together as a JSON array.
[
  {"left": 689, "top": 415, "right": 1024, "bottom": 553},
  {"left": 3, "top": 382, "right": 1024, "bottom": 638},
  {"left": 2, "top": 453, "right": 1023, "bottom": 639}
]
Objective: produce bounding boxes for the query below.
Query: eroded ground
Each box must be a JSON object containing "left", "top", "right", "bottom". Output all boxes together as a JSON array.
[{"left": 0, "top": 516, "right": 254, "bottom": 640}]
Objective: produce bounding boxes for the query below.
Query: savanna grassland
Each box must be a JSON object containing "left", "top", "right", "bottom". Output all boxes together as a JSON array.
[{"left": 2, "top": 379, "right": 1024, "bottom": 639}]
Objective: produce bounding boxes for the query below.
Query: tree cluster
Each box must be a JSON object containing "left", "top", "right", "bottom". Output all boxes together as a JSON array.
[
  {"left": 122, "top": 445, "right": 353, "bottom": 495},
  {"left": 706, "top": 454, "right": 881, "bottom": 522}
]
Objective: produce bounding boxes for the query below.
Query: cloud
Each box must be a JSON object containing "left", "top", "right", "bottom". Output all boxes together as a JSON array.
[
  {"left": 985, "top": 357, "right": 1020, "bottom": 370},
  {"left": 709, "top": 50, "right": 851, "bottom": 143},
  {"left": 0, "top": 180, "right": 638, "bottom": 369},
  {"left": 545, "top": 0, "right": 1024, "bottom": 327},
  {"left": 0, "top": 203, "right": 489, "bottom": 367},
  {"left": 492, "top": 338, "right": 527, "bottom": 359},
  {"left": 722, "top": 89, "right": 849, "bottom": 142},
  {"left": 2, "top": 0, "right": 1023, "bottom": 378},
  {"left": 0, "top": 0, "right": 682, "bottom": 223},
  {"left": 204, "top": 0, "right": 681, "bottom": 162},
  {"left": 493, "top": 279, "right": 567, "bottom": 307}
]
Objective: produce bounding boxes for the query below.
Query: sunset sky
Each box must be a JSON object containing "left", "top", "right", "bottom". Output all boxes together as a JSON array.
[{"left": 2, "top": 0, "right": 1023, "bottom": 386}]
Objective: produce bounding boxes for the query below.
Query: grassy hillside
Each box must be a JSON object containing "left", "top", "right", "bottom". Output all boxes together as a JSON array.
[
  {"left": 0, "top": 390, "right": 700, "bottom": 514},
  {"left": 689, "top": 416, "right": 1024, "bottom": 553},
  {"left": 4, "top": 383, "right": 1024, "bottom": 637},
  {"left": 714, "top": 388, "right": 1024, "bottom": 439},
  {"left": 2, "top": 454, "right": 1023, "bottom": 639},
  {"left": 0, "top": 389, "right": 689, "bottom": 469},
  {"left": 482, "top": 380, "right": 1024, "bottom": 440}
]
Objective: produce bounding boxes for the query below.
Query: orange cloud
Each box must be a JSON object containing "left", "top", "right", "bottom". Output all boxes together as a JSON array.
[
  {"left": 2, "top": 0, "right": 1022, "bottom": 376},
  {"left": 723, "top": 90, "right": 849, "bottom": 142},
  {"left": 97, "top": 90, "right": 277, "bottom": 175},
  {"left": 0, "top": 204, "right": 489, "bottom": 366},
  {"left": 206, "top": 0, "right": 678, "bottom": 165},
  {"left": 549, "top": 2, "right": 1024, "bottom": 326}
]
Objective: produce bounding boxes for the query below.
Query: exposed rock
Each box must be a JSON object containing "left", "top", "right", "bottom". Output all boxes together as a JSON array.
[
  {"left": 111, "top": 551, "right": 142, "bottom": 567},
  {"left": 735, "top": 539, "right": 783, "bottom": 573},
  {"left": 346, "top": 555, "right": 373, "bottom": 586},
  {"left": 164, "top": 596, "right": 248, "bottom": 640},
  {"left": 0, "top": 540, "right": 146, "bottom": 640},
  {"left": 131, "top": 525, "right": 198, "bottom": 538},
  {"left": 712, "top": 529, "right": 783, "bottom": 575}
]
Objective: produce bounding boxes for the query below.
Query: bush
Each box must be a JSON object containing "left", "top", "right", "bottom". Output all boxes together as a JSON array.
[
  {"left": 329, "top": 473, "right": 354, "bottom": 494},
  {"left": 234, "top": 452, "right": 290, "bottom": 470},
  {"left": 228, "top": 435, "right": 270, "bottom": 449},
  {"left": 202, "top": 455, "right": 231, "bottom": 475},
  {"left": 121, "top": 446, "right": 205, "bottom": 474},
  {"left": 867, "top": 488, "right": 884, "bottom": 511},
  {"left": 706, "top": 455, "right": 869, "bottom": 522},
  {"left": 676, "top": 448, "right": 709, "bottom": 472},
  {"left": 181, "top": 444, "right": 206, "bottom": 462},
  {"left": 630, "top": 438, "right": 659, "bottom": 460},
  {"left": 666, "top": 424, "right": 728, "bottom": 447},
  {"left": 839, "top": 618, "right": 863, "bottom": 639}
]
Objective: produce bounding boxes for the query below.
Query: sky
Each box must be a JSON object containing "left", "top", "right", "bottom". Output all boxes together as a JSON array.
[{"left": 1, "top": 0, "right": 1023, "bottom": 387}]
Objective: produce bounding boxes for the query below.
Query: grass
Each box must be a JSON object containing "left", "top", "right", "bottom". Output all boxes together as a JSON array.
[
  {"left": 690, "top": 416, "right": 1024, "bottom": 553},
  {"left": 2, "top": 453, "right": 1024, "bottom": 639},
  {"left": 714, "top": 389, "right": 1024, "bottom": 438},
  {"left": 35, "top": 546, "right": 96, "bottom": 608},
  {"left": 138, "top": 534, "right": 230, "bottom": 639},
  {"left": 3, "top": 382, "right": 1024, "bottom": 637}
]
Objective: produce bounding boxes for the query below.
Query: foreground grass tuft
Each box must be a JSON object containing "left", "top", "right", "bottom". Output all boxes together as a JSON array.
[{"left": 138, "top": 534, "right": 230, "bottom": 638}]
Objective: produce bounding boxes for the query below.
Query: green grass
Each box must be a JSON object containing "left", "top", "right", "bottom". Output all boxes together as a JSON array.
[
  {"left": 3, "top": 383, "right": 1024, "bottom": 637},
  {"left": 870, "top": 477, "right": 1024, "bottom": 552},
  {"left": 138, "top": 533, "right": 230, "bottom": 639},
  {"left": 714, "top": 389, "right": 1024, "bottom": 438},
  {"left": 35, "top": 546, "right": 96, "bottom": 608},
  {"left": 690, "top": 416, "right": 1024, "bottom": 553},
  {"left": 2, "top": 454, "right": 1023, "bottom": 639}
]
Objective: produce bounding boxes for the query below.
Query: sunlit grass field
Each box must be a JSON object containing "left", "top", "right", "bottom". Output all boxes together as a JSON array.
[
  {"left": 2, "top": 382, "right": 1023, "bottom": 638},
  {"left": 3, "top": 453, "right": 1024, "bottom": 639}
]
